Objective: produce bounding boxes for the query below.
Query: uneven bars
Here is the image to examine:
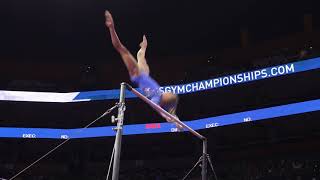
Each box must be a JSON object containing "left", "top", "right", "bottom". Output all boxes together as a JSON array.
[{"left": 125, "top": 83, "right": 206, "bottom": 140}]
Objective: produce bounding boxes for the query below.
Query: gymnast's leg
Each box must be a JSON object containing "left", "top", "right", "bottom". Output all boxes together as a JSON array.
[
  {"left": 137, "top": 35, "right": 150, "bottom": 75},
  {"left": 105, "top": 10, "right": 139, "bottom": 77}
]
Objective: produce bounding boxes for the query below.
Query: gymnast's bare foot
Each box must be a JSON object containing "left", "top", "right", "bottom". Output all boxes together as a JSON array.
[
  {"left": 105, "top": 10, "right": 114, "bottom": 28},
  {"left": 139, "top": 35, "right": 148, "bottom": 49}
]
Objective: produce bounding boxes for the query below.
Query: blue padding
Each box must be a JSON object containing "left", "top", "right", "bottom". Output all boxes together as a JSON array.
[{"left": 1, "top": 99, "right": 319, "bottom": 139}]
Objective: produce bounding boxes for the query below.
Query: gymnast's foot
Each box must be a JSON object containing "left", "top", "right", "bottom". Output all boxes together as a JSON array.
[
  {"left": 139, "top": 35, "right": 148, "bottom": 49},
  {"left": 105, "top": 10, "right": 114, "bottom": 28}
]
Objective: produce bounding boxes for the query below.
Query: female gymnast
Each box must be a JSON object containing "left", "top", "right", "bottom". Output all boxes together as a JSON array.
[{"left": 105, "top": 11, "right": 182, "bottom": 129}]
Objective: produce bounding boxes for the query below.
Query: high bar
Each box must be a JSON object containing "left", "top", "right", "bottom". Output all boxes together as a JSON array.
[{"left": 124, "top": 83, "right": 206, "bottom": 140}]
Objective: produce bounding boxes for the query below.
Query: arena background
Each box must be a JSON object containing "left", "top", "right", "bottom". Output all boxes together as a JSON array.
[{"left": 0, "top": 0, "right": 319, "bottom": 179}]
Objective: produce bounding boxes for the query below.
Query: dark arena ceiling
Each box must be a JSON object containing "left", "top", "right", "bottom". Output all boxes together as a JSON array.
[
  {"left": 0, "top": 2, "right": 319, "bottom": 180},
  {"left": 0, "top": 0, "right": 315, "bottom": 63}
]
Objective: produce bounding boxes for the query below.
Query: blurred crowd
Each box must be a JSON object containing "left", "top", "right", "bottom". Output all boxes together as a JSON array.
[{"left": 1, "top": 158, "right": 320, "bottom": 180}]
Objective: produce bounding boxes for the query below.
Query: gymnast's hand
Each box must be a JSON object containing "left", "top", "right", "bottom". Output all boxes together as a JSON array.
[
  {"left": 160, "top": 112, "right": 173, "bottom": 122},
  {"left": 161, "top": 112, "right": 184, "bottom": 131},
  {"left": 105, "top": 10, "right": 114, "bottom": 28}
]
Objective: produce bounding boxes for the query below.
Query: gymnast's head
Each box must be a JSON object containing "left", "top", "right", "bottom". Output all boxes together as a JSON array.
[{"left": 160, "top": 92, "right": 179, "bottom": 115}]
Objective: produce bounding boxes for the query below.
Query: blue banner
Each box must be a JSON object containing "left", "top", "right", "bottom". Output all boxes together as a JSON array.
[
  {"left": 74, "top": 57, "right": 320, "bottom": 101},
  {"left": 1, "top": 98, "right": 319, "bottom": 139},
  {"left": 0, "top": 57, "right": 319, "bottom": 102}
]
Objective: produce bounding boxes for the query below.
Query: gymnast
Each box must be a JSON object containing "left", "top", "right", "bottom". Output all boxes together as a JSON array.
[{"left": 105, "top": 11, "right": 182, "bottom": 129}]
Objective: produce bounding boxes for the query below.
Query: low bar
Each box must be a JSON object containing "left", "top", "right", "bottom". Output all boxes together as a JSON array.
[{"left": 125, "top": 83, "right": 206, "bottom": 140}]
